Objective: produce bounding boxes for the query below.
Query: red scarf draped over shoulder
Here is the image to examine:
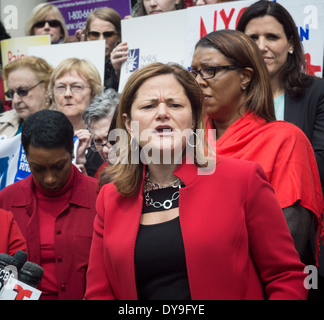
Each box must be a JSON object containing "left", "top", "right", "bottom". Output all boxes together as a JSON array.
[{"left": 206, "top": 111, "right": 323, "bottom": 234}]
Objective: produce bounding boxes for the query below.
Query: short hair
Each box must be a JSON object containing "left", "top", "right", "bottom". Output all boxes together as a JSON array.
[
  {"left": 22, "top": 109, "right": 74, "bottom": 155},
  {"left": 236, "top": 0, "right": 312, "bottom": 97},
  {"left": 2, "top": 56, "right": 53, "bottom": 90},
  {"left": 82, "top": 88, "right": 119, "bottom": 128},
  {"left": 49, "top": 58, "right": 103, "bottom": 101},
  {"left": 106, "top": 62, "right": 207, "bottom": 197},
  {"left": 84, "top": 7, "right": 121, "bottom": 41},
  {"left": 25, "top": 3, "right": 69, "bottom": 43},
  {"left": 133, "top": 0, "right": 186, "bottom": 17},
  {"left": 195, "top": 29, "right": 275, "bottom": 122}
]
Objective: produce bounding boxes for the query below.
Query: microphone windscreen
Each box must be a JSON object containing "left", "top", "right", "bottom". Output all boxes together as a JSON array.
[
  {"left": 0, "top": 253, "right": 14, "bottom": 268},
  {"left": 18, "top": 262, "right": 44, "bottom": 288},
  {"left": 12, "top": 251, "right": 27, "bottom": 271}
]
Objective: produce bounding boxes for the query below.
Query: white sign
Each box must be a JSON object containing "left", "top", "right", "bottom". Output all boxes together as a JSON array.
[
  {"left": 0, "top": 134, "right": 29, "bottom": 190},
  {"left": 28, "top": 40, "right": 106, "bottom": 85},
  {"left": 119, "top": 0, "right": 324, "bottom": 92}
]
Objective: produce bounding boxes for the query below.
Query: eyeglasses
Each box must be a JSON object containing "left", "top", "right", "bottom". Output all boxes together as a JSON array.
[
  {"left": 87, "top": 31, "right": 117, "bottom": 40},
  {"left": 189, "top": 65, "right": 241, "bottom": 80},
  {"left": 53, "top": 84, "right": 91, "bottom": 96},
  {"left": 5, "top": 81, "right": 44, "bottom": 99},
  {"left": 90, "top": 138, "right": 112, "bottom": 152},
  {"left": 33, "top": 19, "right": 61, "bottom": 29}
]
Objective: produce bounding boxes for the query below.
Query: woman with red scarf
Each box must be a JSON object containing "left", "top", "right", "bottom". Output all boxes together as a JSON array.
[{"left": 190, "top": 29, "right": 323, "bottom": 267}]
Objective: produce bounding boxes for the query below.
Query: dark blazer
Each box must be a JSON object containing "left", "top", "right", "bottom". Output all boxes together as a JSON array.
[{"left": 285, "top": 78, "right": 324, "bottom": 186}]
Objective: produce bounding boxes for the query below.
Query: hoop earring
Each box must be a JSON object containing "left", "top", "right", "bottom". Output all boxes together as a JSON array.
[
  {"left": 187, "top": 131, "right": 199, "bottom": 148},
  {"left": 130, "top": 136, "right": 138, "bottom": 152}
]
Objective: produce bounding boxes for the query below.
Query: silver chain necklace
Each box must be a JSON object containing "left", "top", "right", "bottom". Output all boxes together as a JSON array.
[{"left": 144, "top": 172, "right": 181, "bottom": 210}]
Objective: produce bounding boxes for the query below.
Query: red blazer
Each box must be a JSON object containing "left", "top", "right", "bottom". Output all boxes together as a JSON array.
[
  {"left": 85, "top": 157, "right": 307, "bottom": 300},
  {"left": 0, "top": 166, "right": 98, "bottom": 300},
  {"left": 0, "top": 209, "right": 27, "bottom": 255}
]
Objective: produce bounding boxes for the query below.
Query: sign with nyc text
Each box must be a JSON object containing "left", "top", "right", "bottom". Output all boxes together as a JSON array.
[{"left": 119, "top": 0, "right": 324, "bottom": 92}]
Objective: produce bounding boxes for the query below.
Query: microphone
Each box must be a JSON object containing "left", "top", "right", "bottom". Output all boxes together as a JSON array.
[
  {"left": 0, "top": 260, "right": 43, "bottom": 300},
  {"left": 18, "top": 261, "right": 44, "bottom": 288},
  {"left": 12, "top": 250, "right": 27, "bottom": 272}
]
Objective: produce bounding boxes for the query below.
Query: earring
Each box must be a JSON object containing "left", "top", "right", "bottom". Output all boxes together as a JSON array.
[
  {"left": 289, "top": 50, "right": 294, "bottom": 54},
  {"left": 241, "top": 86, "right": 246, "bottom": 92},
  {"left": 187, "top": 131, "right": 199, "bottom": 148},
  {"left": 130, "top": 136, "right": 138, "bottom": 152}
]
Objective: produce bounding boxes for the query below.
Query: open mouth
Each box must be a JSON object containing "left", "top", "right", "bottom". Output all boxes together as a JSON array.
[{"left": 154, "top": 126, "right": 174, "bottom": 135}]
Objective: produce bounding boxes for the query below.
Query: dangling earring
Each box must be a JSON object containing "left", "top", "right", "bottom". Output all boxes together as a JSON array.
[
  {"left": 130, "top": 136, "right": 138, "bottom": 152},
  {"left": 187, "top": 131, "right": 199, "bottom": 148}
]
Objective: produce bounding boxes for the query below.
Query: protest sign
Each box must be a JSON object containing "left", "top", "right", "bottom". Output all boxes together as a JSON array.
[
  {"left": 28, "top": 40, "right": 106, "bottom": 85},
  {"left": 0, "top": 35, "right": 50, "bottom": 67},
  {"left": 0, "top": 134, "right": 29, "bottom": 190},
  {"left": 119, "top": 0, "right": 324, "bottom": 92},
  {"left": 0, "top": 35, "right": 51, "bottom": 98},
  {"left": 52, "top": 0, "right": 131, "bottom": 36},
  {"left": 119, "top": 9, "right": 187, "bottom": 92}
]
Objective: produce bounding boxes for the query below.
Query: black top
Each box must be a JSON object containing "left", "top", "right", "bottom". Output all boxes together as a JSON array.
[{"left": 135, "top": 187, "right": 191, "bottom": 300}]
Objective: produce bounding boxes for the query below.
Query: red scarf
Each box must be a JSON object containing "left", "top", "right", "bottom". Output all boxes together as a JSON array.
[{"left": 206, "top": 111, "right": 323, "bottom": 258}]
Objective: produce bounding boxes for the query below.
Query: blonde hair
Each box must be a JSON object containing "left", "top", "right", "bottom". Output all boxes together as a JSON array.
[
  {"left": 3, "top": 56, "right": 53, "bottom": 106},
  {"left": 49, "top": 58, "right": 103, "bottom": 102},
  {"left": 84, "top": 7, "right": 121, "bottom": 41},
  {"left": 105, "top": 62, "right": 213, "bottom": 196},
  {"left": 26, "top": 3, "right": 69, "bottom": 43}
]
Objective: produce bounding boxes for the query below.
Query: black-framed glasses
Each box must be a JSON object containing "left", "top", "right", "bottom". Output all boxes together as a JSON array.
[
  {"left": 87, "top": 31, "right": 117, "bottom": 40},
  {"left": 189, "top": 65, "right": 241, "bottom": 80},
  {"left": 5, "top": 81, "right": 44, "bottom": 99},
  {"left": 90, "top": 138, "right": 112, "bottom": 152},
  {"left": 33, "top": 19, "right": 61, "bottom": 29}
]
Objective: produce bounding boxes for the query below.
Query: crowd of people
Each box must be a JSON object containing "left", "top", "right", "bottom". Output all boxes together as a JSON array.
[{"left": 0, "top": 0, "right": 323, "bottom": 300}]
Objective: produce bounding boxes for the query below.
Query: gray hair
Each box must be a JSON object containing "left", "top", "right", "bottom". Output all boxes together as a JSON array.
[{"left": 82, "top": 88, "right": 119, "bottom": 128}]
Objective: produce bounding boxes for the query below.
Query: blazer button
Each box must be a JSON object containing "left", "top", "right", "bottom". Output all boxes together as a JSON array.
[
  {"left": 60, "top": 284, "right": 66, "bottom": 291},
  {"left": 57, "top": 257, "right": 63, "bottom": 262},
  {"left": 56, "top": 230, "right": 62, "bottom": 235}
]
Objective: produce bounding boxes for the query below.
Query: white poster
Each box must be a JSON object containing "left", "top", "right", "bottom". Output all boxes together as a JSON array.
[
  {"left": 0, "top": 134, "right": 29, "bottom": 190},
  {"left": 119, "top": 0, "right": 324, "bottom": 92},
  {"left": 28, "top": 40, "right": 106, "bottom": 85},
  {"left": 119, "top": 9, "right": 187, "bottom": 92}
]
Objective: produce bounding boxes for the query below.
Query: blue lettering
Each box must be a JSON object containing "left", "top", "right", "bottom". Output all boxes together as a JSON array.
[{"left": 0, "top": 157, "right": 9, "bottom": 190}]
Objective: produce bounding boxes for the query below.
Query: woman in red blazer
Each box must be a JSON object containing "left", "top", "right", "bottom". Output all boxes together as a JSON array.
[
  {"left": 85, "top": 62, "right": 308, "bottom": 300},
  {"left": 0, "top": 209, "right": 27, "bottom": 256}
]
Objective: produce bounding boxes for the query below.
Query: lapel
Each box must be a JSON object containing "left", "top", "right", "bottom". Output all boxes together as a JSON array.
[{"left": 11, "top": 176, "right": 41, "bottom": 264}]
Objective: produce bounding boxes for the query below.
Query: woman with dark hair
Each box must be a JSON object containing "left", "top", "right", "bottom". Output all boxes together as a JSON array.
[
  {"left": 190, "top": 29, "right": 323, "bottom": 267},
  {"left": 0, "top": 109, "right": 98, "bottom": 299},
  {"left": 236, "top": 0, "right": 324, "bottom": 187},
  {"left": 85, "top": 62, "right": 307, "bottom": 300}
]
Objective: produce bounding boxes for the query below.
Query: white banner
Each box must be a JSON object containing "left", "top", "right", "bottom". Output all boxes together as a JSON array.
[
  {"left": 0, "top": 134, "right": 30, "bottom": 190},
  {"left": 119, "top": 0, "right": 324, "bottom": 92}
]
